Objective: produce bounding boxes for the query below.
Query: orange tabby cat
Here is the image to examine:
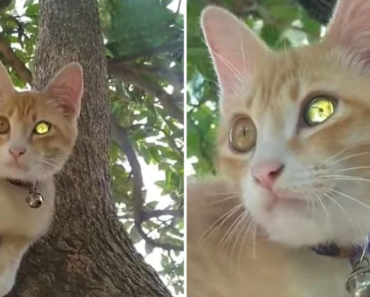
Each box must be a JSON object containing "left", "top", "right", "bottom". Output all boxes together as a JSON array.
[
  {"left": 0, "top": 61, "right": 83, "bottom": 296},
  {"left": 187, "top": 0, "right": 370, "bottom": 295}
]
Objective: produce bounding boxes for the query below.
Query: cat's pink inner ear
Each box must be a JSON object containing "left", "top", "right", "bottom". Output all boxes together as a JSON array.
[
  {"left": 201, "top": 6, "right": 268, "bottom": 96},
  {"left": 0, "top": 61, "right": 16, "bottom": 100},
  {"left": 325, "top": 0, "right": 370, "bottom": 66},
  {"left": 45, "top": 62, "right": 84, "bottom": 116}
]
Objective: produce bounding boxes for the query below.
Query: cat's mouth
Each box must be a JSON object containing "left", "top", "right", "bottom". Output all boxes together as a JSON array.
[
  {"left": 265, "top": 194, "right": 307, "bottom": 211},
  {"left": 4, "top": 160, "right": 31, "bottom": 177},
  {"left": 7, "top": 161, "right": 28, "bottom": 170}
]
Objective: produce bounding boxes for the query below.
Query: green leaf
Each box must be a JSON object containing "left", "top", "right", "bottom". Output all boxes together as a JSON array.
[
  {"left": 260, "top": 24, "right": 281, "bottom": 47},
  {"left": 24, "top": 0, "right": 35, "bottom": 7},
  {"left": 269, "top": 4, "right": 299, "bottom": 24},
  {"left": 301, "top": 12, "right": 321, "bottom": 38},
  {"left": 25, "top": 3, "right": 39, "bottom": 16}
]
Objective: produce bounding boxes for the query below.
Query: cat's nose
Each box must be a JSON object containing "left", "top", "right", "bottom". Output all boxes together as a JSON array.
[
  {"left": 9, "top": 147, "right": 26, "bottom": 158},
  {"left": 251, "top": 161, "right": 284, "bottom": 189}
]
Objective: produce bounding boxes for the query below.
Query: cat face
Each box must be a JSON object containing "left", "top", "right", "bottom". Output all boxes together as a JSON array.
[
  {"left": 0, "top": 63, "right": 83, "bottom": 181},
  {"left": 202, "top": 0, "right": 370, "bottom": 247}
]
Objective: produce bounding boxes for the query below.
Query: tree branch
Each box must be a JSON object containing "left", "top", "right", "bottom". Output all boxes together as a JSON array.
[
  {"left": 111, "top": 116, "right": 183, "bottom": 251},
  {"left": 142, "top": 209, "right": 183, "bottom": 221},
  {"left": 129, "top": 123, "right": 183, "bottom": 158},
  {"left": 108, "top": 64, "right": 184, "bottom": 124},
  {"left": 0, "top": 34, "right": 32, "bottom": 84},
  {"left": 0, "top": 37, "right": 184, "bottom": 124},
  {"left": 125, "top": 63, "right": 183, "bottom": 92},
  {"left": 108, "top": 41, "right": 183, "bottom": 64}
]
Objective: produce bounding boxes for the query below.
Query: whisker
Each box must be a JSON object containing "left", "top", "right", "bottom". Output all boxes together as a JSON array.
[
  {"left": 318, "top": 146, "right": 352, "bottom": 167},
  {"left": 325, "top": 151, "right": 370, "bottom": 167},
  {"left": 229, "top": 212, "right": 249, "bottom": 263},
  {"left": 321, "top": 191, "right": 358, "bottom": 232},
  {"left": 210, "top": 191, "right": 241, "bottom": 197},
  {"left": 252, "top": 222, "right": 258, "bottom": 259},
  {"left": 315, "top": 191, "right": 328, "bottom": 216},
  {"left": 208, "top": 194, "right": 240, "bottom": 205},
  {"left": 328, "top": 188, "right": 370, "bottom": 212},
  {"left": 237, "top": 216, "right": 254, "bottom": 276},
  {"left": 333, "top": 166, "right": 370, "bottom": 173},
  {"left": 221, "top": 210, "right": 246, "bottom": 248},
  {"left": 319, "top": 174, "right": 370, "bottom": 183},
  {"left": 198, "top": 203, "right": 243, "bottom": 247}
]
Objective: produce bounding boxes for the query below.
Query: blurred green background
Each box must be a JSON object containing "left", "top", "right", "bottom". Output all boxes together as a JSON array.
[{"left": 187, "top": 0, "right": 336, "bottom": 176}]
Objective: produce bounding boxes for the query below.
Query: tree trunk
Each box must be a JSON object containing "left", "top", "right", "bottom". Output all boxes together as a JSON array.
[{"left": 7, "top": 0, "right": 172, "bottom": 296}]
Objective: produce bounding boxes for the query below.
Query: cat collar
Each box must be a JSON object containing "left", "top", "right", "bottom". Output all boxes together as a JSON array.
[
  {"left": 313, "top": 236, "right": 370, "bottom": 296},
  {"left": 345, "top": 236, "right": 370, "bottom": 296},
  {"left": 312, "top": 243, "right": 370, "bottom": 267},
  {"left": 7, "top": 179, "right": 44, "bottom": 209}
]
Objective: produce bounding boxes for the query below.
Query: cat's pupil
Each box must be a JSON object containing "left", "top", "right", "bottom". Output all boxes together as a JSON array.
[
  {"left": 0, "top": 117, "right": 9, "bottom": 134},
  {"left": 241, "top": 127, "right": 248, "bottom": 137}
]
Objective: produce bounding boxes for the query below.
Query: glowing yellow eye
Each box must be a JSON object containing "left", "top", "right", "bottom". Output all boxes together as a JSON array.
[
  {"left": 229, "top": 117, "right": 257, "bottom": 153},
  {"left": 304, "top": 97, "right": 336, "bottom": 126},
  {"left": 34, "top": 121, "right": 51, "bottom": 135}
]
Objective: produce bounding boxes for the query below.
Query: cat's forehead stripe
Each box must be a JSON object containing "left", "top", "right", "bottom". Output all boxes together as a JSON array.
[
  {"left": 6, "top": 93, "right": 36, "bottom": 118},
  {"left": 250, "top": 54, "right": 302, "bottom": 112}
]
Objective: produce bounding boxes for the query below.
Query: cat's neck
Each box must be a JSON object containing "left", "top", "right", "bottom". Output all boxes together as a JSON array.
[{"left": 7, "top": 178, "right": 34, "bottom": 189}]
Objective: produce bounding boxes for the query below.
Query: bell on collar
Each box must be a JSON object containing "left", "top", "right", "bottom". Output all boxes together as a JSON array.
[
  {"left": 346, "top": 236, "right": 370, "bottom": 297},
  {"left": 26, "top": 184, "right": 43, "bottom": 209},
  {"left": 346, "top": 265, "right": 370, "bottom": 297}
]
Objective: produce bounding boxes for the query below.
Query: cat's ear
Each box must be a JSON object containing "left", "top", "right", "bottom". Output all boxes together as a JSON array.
[
  {"left": 201, "top": 6, "right": 268, "bottom": 96},
  {"left": 325, "top": 0, "right": 370, "bottom": 67},
  {"left": 0, "top": 61, "right": 16, "bottom": 100},
  {"left": 45, "top": 62, "right": 84, "bottom": 117}
]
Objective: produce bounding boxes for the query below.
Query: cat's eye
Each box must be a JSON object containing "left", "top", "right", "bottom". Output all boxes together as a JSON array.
[
  {"left": 229, "top": 117, "right": 256, "bottom": 153},
  {"left": 0, "top": 117, "right": 10, "bottom": 134},
  {"left": 304, "top": 96, "right": 336, "bottom": 126},
  {"left": 34, "top": 121, "right": 51, "bottom": 135}
]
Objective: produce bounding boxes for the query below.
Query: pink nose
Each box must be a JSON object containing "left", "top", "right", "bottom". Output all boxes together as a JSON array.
[
  {"left": 9, "top": 147, "right": 26, "bottom": 158},
  {"left": 251, "top": 161, "right": 284, "bottom": 189}
]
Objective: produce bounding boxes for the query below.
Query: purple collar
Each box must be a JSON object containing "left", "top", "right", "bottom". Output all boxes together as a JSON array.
[{"left": 312, "top": 243, "right": 370, "bottom": 267}]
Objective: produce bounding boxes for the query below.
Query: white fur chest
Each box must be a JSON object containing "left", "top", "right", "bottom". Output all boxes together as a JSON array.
[{"left": 0, "top": 179, "right": 54, "bottom": 239}]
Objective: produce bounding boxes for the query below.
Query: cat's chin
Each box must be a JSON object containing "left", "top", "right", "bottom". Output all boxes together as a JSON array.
[
  {"left": 0, "top": 168, "right": 30, "bottom": 180},
  {"left": 250, "top": 201, "right": 369, "bottom": 247},
  {"left": 264, "top": 195, "right": 307, "bottom": 212},
  {"left": 0, "top": 167, "right": 50, "bottom": 182},
  {"left": 252, "top": 190, "right": 308, "bottom": 213}
]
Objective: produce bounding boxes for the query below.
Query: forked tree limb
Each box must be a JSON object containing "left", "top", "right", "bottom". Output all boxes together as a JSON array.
[
  {"left": 108, "top": 64, "right": 184, "bottom": 124},
  {"left": 0, "top": 35, "right": 32, "bottom": 84},
  {"left": 111, "top": 117, "right": 183, "bottom": 252}
]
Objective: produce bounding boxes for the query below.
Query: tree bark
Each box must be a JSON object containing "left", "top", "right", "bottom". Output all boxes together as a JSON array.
[{"left": 7, "top": 0, "right": 172, "bottom": 296}]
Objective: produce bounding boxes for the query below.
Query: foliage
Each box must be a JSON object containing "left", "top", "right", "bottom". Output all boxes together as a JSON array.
[
  {"left": 187, "top": 0, "right": 323, "bottom": 176},
  {"left": 0, "top": 0, "right": 183, "bottom": 295}
]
